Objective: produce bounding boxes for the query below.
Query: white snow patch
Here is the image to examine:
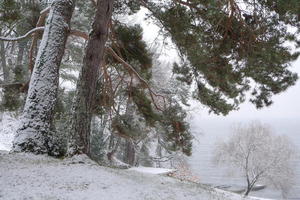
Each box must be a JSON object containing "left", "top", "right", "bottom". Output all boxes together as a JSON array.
[
  {"left": 128, "top": 166, "right": 176, "bottom": 175},
  {"left": 0, "top": 113, "right": 18, "bottom": 151}
]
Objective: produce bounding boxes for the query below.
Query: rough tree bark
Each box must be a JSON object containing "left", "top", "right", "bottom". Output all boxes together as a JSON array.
[
  {"left": 12, "top": 0, "right": 74, "bottom": 155},
  {"left": 124, "top": 140, "right": 136, "bottom": 166},
  {"left": 0, "top": 41, "right": 10, "bottom": 82},
  {"left": 0, "top": 40, "right": 15, "bottom": 110},
  {"left": 14, "top": 41, "right": 27, "bottom": 82},
  {"left": 68, "top": 0, "right": 114, "bottom": 155}
]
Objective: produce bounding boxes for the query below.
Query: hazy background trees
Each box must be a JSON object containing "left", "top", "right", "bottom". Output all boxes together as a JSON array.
[{"left": 213, "top": 121, "right": 297, "bottom": 197}]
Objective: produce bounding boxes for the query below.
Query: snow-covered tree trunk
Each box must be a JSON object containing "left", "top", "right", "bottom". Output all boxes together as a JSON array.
[
  {"left": 12, "top": 0, "right": 74, "bottom": 155},
  {"left": 68, "top": 0, "right": 114, "bottom": 156}
]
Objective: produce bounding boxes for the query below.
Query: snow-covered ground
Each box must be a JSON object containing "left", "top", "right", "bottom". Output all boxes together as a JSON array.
[
  {"left": 0, "top": 151, "right": 270, "bottom": 200},
  {"left": 0, "top": 113, "right": 18, "bottom": 151},
  {"left": 0, "top": 113, "right": 272, "bottom": 200},
  {"left": 128, "top": 166, "right": 176, "bottom": 175}
]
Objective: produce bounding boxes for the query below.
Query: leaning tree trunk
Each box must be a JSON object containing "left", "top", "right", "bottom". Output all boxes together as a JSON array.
[
  {"left": 12, "top": 0, "right": 74, "bottom": 155},
  {"left": 68, "top": 0, "right": 114, "bottom": 156}
]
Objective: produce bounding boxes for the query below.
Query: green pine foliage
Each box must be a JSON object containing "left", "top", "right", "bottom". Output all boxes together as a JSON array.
[
  {"left": 147, "top": 0, "right": 299, "bottom": 114},
  {"left": 112, "top": 114, "right": 145, "bottom": 140},
  {"left": 160, "top": 103, "right": 192, "bottom": 156},
  {"left": 109, "top": 24, "right": 153, "bottom": 80},
  {"left": 0, "top": 0, "right": 21, "bottom": 24},
  {"left": 2, "top": 0, "right": 299, "bottom": 160},
  {"left": 131, "top": 87, "right": 161, "bottom": 126}
]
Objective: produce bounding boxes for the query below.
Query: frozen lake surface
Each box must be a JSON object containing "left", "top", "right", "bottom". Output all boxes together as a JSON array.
[{"left": 189, "top": 118, "right": 300, "bottom": 200}]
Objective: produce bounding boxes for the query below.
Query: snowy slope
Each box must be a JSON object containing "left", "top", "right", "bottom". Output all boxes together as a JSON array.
[{"left": 0, "top": 151, "right": 270, "bottom": 200}]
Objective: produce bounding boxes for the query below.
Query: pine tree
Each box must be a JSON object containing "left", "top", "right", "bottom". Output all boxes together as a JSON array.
[
  {"left": 69, "top": 0, "right": 300, "bottom": 158},
  {"left": 68, "top": 0, "right": 114, "bottom": 155},
  {"left": 1, "top": 0, "right": 298, "bottom": 158}
]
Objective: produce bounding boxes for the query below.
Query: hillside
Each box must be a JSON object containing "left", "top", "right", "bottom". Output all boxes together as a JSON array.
[{"left": 0, "top": 151, "right": 270, "bottom": 200}]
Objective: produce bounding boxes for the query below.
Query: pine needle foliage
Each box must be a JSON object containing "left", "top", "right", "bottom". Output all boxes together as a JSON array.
[
  {"left": 160, "top": 103, "right": 193, "bottom": 156},
  {"left": 145, "top": 0, "right": 299, "bottom": 115}
]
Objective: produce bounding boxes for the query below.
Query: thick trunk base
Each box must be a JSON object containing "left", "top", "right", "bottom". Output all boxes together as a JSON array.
[{"left": 12, "top": 0, "right": 74, "bottom": 155}]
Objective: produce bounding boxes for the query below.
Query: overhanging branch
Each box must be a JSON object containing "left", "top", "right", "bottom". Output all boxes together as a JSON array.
[
  {"left": 69, "top": 30, "right": 166, "bottom": 111},
  {"left": 0, "top": 27, "right": 45, "bottom": 42},
  {"left": 106, "top": 47, "right": 166, "bottom": 111}
]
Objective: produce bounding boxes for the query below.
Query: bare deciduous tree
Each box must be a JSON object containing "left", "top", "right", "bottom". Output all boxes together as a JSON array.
[{"left": 213, "top": 121, "right": 296, "bottom": 197}]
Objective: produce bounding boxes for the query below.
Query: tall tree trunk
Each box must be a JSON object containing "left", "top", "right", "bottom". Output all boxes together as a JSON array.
[
  {"left": 0, "top": 41, "right": 10, "bottom": 82},
  {"left": 14, "top": 41, "right": 27, "bottom": 83},
  {"left": 0, "top": 39, "right": 19, "bottom": 110},
  {"left": 124, "top": 140, "right": 136, "bottom": 166},
  {"left": 244, "top": 186, "right": 252, "bottom": 196},
  {"left": 244, "top": 179, "right": 255, "bottom": 196},
  {"left": 123, "top": 100, "right": 136, "bottom": 165},
  {"left": 12, "top": 0, "right": 74, "bottom": 155},
  {"left": 6, "top": 41, "right": 28, "bottom": 111},
  {"left": 68, "top": 0, "right": 114, "bottom": 156}
]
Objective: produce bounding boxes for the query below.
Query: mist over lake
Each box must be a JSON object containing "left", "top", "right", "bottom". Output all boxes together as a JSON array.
[{"left": 189, "top": 118, "right": 300, "bottom": 199}]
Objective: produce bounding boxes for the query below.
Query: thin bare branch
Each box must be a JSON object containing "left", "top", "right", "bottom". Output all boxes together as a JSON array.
[{"left": 0, "top": 27, "right": 44, "bottom": 42}]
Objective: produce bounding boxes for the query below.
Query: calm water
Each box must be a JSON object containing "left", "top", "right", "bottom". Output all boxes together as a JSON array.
[{"left": 188, "top": 118, "right": 300, "bottom": 200}]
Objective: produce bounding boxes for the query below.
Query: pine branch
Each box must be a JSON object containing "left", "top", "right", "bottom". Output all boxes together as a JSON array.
[
  {"left": 0, "top": 6, "right": 50, "bottom": 72},
  {"left": 69, "top": 30, "right": 166, "bottom": 111},
  {"left": 69, "top": 30, "right": 89, "bottom": 40},
  {"left": 106, "top": 47, "right": 165, "bottom": 110},
  {"left": 0, "top": 82, "right": 23, "bottom": 87},
  {"left": 0, "top": 27, "right": 45, "bottom": 42}
]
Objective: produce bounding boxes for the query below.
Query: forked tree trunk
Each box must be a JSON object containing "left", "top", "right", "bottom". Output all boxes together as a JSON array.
[
  {"left": 68, "top": 0, "right": 114, "bottom": 155},
  {"left": 244, "top": 186, "right": 252, "bottom": 196},
  {"left": 244, "top": 175, "right": 258, "bottom": 196},
  {"left": 12, "top": 0, "right": 74, "bottom": 155}
]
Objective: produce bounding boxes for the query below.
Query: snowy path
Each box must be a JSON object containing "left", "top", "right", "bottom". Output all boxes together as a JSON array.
[{"left": 0, "top": 151, "right": 264, "bottom": 200}]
